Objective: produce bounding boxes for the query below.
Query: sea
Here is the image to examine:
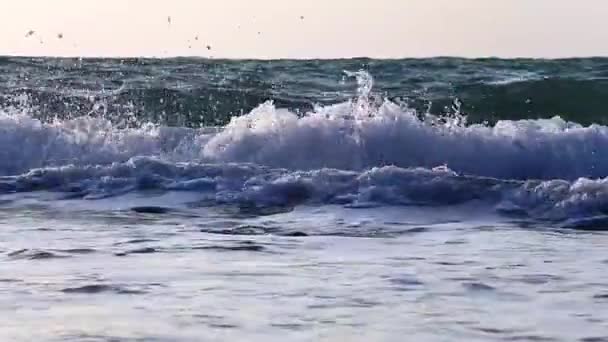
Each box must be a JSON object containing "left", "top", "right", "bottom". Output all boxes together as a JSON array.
[{"left": 1, "top": 56, "right": 608, "bottom": 341}]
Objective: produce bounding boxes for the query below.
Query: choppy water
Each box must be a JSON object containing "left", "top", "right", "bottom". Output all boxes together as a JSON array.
[{"left": 2, "top": 57, "right": 608, "bottom": 341}]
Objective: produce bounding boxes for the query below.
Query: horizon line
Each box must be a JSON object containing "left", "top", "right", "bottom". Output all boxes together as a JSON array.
[{"left": 3, "top": 53, "right": 608, "bottom": 61}]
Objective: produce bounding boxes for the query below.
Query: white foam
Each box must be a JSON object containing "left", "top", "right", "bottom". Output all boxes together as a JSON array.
[
  {"left": 202, "top": 99, "right": 608, "bottom": 180},
  {"left": 0, "top": 109, "right": 210, "bottom": 176},
  {"left": 4, "top": 158, "right": 608, "bottom": 223},
  {"left": 501, "top": 177, "right": 608, "bottom": 220},
  {"left": 2, "top": 71, "right": 608, "bottom": 181}
]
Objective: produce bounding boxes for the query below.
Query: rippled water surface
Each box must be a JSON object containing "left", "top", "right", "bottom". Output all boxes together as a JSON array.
[{"left": 1, "top": 195, "right": 608, "bottom": 341}]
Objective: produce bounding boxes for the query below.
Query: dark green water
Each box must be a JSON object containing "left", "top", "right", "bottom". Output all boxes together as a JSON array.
[{"left": 2, "top": 56, "right": 607, "bottom": 127}]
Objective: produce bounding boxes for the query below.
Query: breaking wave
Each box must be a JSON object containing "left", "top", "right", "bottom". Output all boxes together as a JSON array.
[{"left": 2, "top": 70, "right": 608, "bottom": 226}]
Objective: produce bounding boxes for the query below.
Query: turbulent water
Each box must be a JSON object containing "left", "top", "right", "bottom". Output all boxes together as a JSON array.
[{"left": 2, "top": 56, "right": 608, "bottom": 341}]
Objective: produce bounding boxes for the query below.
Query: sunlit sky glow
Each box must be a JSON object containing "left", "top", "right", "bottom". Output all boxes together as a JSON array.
[{"left": 2, "top": 0, "right": 608, "bottom": 59}]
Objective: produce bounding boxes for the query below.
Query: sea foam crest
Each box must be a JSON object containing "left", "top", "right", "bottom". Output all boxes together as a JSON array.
[
  {"left": 1, "top": 71, "right": 608, "bottom": 181},
  {"left": 203, "top": 71, "right": 608, "bottom": 180}
]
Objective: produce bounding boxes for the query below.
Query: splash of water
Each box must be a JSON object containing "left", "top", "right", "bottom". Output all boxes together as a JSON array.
[{"left": 0, "top": 70, "right": 607, "bottom": 181}]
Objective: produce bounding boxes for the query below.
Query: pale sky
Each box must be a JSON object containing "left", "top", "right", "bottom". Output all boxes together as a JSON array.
[{"left": 2, "top": 0, "right": 608, "bottom": 59}]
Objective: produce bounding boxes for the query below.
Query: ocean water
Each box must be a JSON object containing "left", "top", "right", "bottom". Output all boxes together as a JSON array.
[{"left": 2, "top": 57, "right": 608, "bottom": 341}]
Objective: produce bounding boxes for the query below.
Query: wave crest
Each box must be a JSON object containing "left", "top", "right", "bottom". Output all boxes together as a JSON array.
[
  {"left": 2, "top": 71, "right": 608, "bottom": 182},
  {"left": 203, "top": 100, "right": 607, "bottom": 180}
]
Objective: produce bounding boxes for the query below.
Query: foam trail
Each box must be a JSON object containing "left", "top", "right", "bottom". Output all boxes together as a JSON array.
[{"left": 3, "top": 158, "right": 608, "bottom": 224}]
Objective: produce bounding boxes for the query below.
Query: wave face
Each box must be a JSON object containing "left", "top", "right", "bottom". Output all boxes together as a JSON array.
[{"left": 2, "top": 56, "right": 608, "bottom": 224}]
